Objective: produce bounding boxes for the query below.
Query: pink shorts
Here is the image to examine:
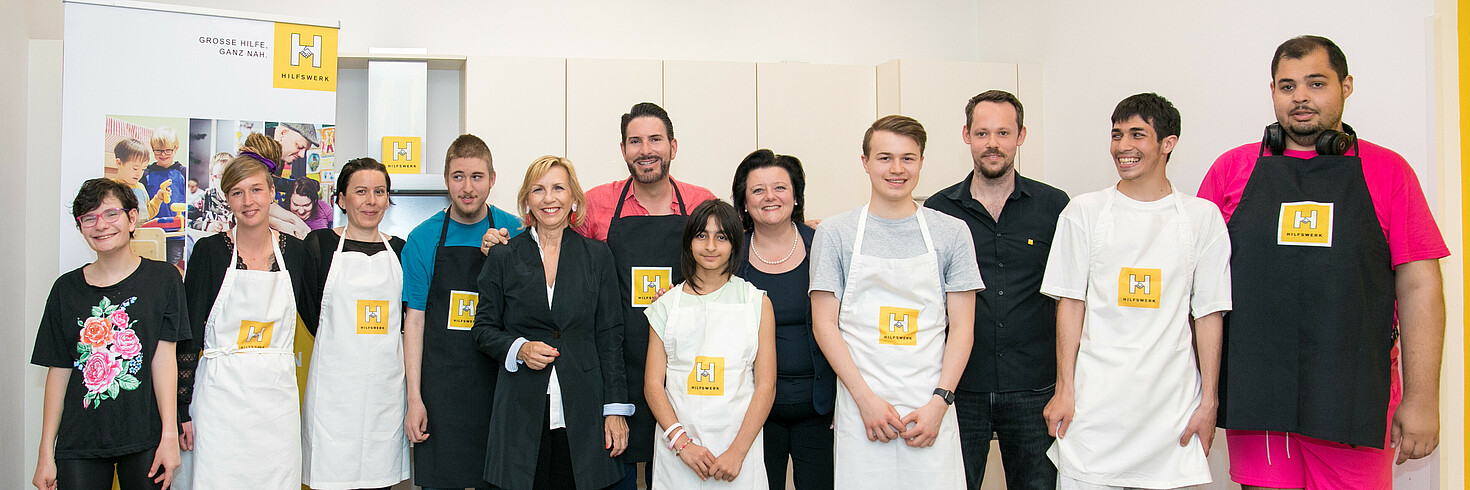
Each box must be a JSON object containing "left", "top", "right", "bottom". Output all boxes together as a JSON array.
[{"left": 1226, "top": 355, "right": 1402, "bottom": 489}]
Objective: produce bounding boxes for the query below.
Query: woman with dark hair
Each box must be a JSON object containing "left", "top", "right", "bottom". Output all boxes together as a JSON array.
[
  {"left": 180, "top": 151, "right": 319, "bottom": 489},
  {"left": 301, "top": 157, "right": 410, "bottom": 489},
  {"left": 472, "top": 156, "right": 630, "bottom": 490},
  {"left": 32, "top": 178, "right": 188, "bottom": 490},
  {"left": 287, "top": 177, "right": 333, "bottom": 232},
  {"left": 730, "top": 149, "right": 834, "bottom": 489},
  {"left": 644, "top": 199, "right": 776, "bottom": 489}
]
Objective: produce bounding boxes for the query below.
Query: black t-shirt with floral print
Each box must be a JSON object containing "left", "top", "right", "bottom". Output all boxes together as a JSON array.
[{"left": 30, "top": 259, "right": 190, "bottom": 459}]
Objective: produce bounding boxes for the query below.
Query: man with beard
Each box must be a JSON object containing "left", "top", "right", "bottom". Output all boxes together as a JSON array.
[
  {"left": 924, "top": 91, "right": 1068, "bottom": 490},
  {"left": 274, "top": 122, "right": 319, "bottom": 180},
  {"left": 579, "top": 102, "right": 716, "bottom": 489},
  {"left": 1198, "top": 35, "right": 1447, "bottom": 489},
  {"left": 400, "top": 134, "right": 522, "bottom": 490}
]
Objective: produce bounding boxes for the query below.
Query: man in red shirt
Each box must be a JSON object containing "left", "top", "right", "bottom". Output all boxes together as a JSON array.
[
  {"left": 1198, "top": 35, "right": 1447, "bottom": 490},
  {"left": 579, "top": 102, "right": 715, "bottom": 489}
]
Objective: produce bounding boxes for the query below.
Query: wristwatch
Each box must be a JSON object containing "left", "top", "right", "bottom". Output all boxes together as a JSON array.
[{"left": 933, "top": 388, "right": 955, "bottom": 405}]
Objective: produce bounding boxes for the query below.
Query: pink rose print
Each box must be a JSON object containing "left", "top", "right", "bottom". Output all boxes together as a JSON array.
[
  {"left": 112, "top": 329, "right": 142, "bottom": 359},
  {"left": 80, "top": 317, "right": 113, "bottom": 347},
  {"left": 109, "top": 309, "right": 129, "bottom": 328},
  {"left": 81, "top": 348, "right": 119, "bottom": 394}
]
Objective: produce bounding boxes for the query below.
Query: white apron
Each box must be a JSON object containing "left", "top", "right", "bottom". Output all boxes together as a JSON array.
[
  {"left": 302, "top": 232, "right": 410, "bottom": 488},
  {"left": 832, "top": 206, "right": 964, "bottom": 490},
  {"left": 191, "top": 231, "right": 302, "bottom": 490},
  {"left": 652, "top": 278, "right": 768, "bottom": 490},
  {"left": 1047, "top": 189, "right": 1211, "bottom": 488}
]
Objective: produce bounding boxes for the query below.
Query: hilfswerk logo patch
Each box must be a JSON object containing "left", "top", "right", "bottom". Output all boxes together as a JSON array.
[
  {"left": 1278, "top": 202, "right": 1334, "bottom": 247},
  {"left": 1117, "top": 268, "right": 1161, "bottom": 308},
  {"left": 357, "top": 300, "right": 389, "bottom": 334},
  {"left": 630, "top": 267, "right": 671, "bottom": 307},
  {"left": 237, "top": 320, "right": 275, "bottom": 348},
  {"left": 877, "top": 306, "right": 920, "bottom": 345},
  {"left": 687, "top": 356, "right": 725, "bottom": 396},
  {"left": 273, "top": 22, "right": 338, "bottom": 91},
  {"left": 447, "top": 291, "right": 477, "bottom": 331}
]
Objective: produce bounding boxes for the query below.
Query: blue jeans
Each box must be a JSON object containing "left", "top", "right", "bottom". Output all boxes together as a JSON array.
[{"left": 954, "top": 385, "right": 1058, "bottom": 490}]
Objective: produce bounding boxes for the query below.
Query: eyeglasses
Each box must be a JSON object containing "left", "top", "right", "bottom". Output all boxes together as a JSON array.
[
  {"left": 77, "top": 208, "right": 127, "bottom": 228},
  {"left": 152, "top": 148, "right": 176, "bottom": 155}
]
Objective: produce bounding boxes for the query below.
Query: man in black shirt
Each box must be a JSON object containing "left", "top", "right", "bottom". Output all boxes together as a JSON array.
[{"left": 924, "top": 90, "right": 1068, "bottom": 490}]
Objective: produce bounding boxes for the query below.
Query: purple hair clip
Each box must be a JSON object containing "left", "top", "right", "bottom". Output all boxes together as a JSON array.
[{"left": 239, "top": 150, "right": 278, "bottom": 173}]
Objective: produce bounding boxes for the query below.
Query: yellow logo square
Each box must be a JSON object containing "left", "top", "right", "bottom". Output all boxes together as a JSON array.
[
  {"left": 878, "top": 306, "right": 920, "bottom": 346},
  {"left": 1117, "top": 268, "right": 1162, "bottom": 308},
  {"left": 631, "top": 267, "right": 671, "bottom": 307},
  {"left": 448, "top": 290, "right": 477, "bottom": 331},
  {"left": 687, "top": 356, "right": 725, "bottom": 396},
  {"left": 357, "top": 300, "right": 389, "bottom": 334},
  {"left": 1278, "top": 202, "right": 1333, "bottom": 247},
  {"left": 273, "top": 23, "right": 338, "bottom": 91},
  {"left": 381, "top": 136, "right": 422, "bottom": 174},
  {"left": 237, "top": 320, "right": 275, "bottom": 349}
]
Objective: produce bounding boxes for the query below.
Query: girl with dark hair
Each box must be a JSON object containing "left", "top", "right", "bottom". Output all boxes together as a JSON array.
[
  {"left": 730, "top": 150, "right": 834, "bottom": 489},
  {"left": 644, "top": 199, "right": 776, "bottom": 489},
  {"left": 180, "top": 153, "right": 319, "bottom": 489},
  {"left": 301, "top": 157, "right": 410, "bottom": 489},
  {"left": 32, "top": 178, "right": 189, "bottom": 490},
  {"left": 287, "top": 177, "right": 332, "bottom": 231}
]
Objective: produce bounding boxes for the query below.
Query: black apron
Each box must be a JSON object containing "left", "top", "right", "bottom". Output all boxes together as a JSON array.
[
  {"left": 415, "top": 210, "right": 497, "bottom": 487},
  {"left": 605, "top": 179, "right": 691, "bottom": 462},
  {"left": 1217, "top": 138, "right": 1396, "bottom": 448}
]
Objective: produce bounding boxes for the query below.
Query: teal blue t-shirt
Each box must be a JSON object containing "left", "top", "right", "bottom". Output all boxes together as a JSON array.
[{"left": 400, "top": 206, "right": 523, "bottom": 311}]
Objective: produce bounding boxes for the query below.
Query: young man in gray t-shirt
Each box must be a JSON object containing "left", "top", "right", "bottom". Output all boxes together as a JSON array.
[{"left": 809, "top": 115, "right": 982, "bottom": 490}]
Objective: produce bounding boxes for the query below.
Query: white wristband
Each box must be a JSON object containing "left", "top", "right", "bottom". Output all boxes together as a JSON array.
[{"left": 662, "top": 422, "right": 683, "bottom": 440}]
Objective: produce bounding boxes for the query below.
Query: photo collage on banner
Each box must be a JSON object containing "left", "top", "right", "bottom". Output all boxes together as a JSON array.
[{"left": 103, "top": 116, "right": 336, "bottom": 274}]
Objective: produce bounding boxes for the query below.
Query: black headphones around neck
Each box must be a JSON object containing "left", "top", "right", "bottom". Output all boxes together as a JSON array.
[{"left": 1264, "top": 122, "right": 1356, "bottom": 156}]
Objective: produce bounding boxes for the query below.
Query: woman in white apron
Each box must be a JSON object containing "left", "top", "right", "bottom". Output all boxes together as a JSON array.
[
  {"left": 644, "top": 200, "right": 776, "bottom": 489},
  {"left": 301, "top": 158, "right": 410, "bottom": 489},
  {"left": 181, "top": 150, "right": 320, "bottom": 490}
]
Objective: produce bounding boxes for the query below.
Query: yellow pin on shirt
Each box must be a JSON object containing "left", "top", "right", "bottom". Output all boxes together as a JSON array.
[{"left": 1027, "top": 238, "right": 1034, "bottom": 245}]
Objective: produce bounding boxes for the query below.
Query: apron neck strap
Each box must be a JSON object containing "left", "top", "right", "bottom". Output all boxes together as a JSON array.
[
  {"left": 613, "top": 178, "right": 688, "bottom": 219},
  {"left": 228, "top": 228, "right": 284, "bottom": 270},
  {"left": 336, "top": 228, "right": 389, "bottom": 254},
  {"left": 854, "top": 203, "right": 932, "bottom": 256}
]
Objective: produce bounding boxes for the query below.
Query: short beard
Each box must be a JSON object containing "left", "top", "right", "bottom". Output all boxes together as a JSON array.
[
  {"left": 1282, "top": 113, "right": 1343, "bottom": 149},
  {"left": 628, "top": 159, "right": 670, "bottom": 184},
  {"left": 975, "top": 156, "right": 1015, "bottom": 180}
]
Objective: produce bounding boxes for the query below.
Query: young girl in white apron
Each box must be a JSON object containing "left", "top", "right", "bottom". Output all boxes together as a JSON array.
[{"left": 644, "top": 200, "right": 777, "bottom": 490}]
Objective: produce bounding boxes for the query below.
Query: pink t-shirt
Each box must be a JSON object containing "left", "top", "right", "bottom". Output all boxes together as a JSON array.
[
  {"left": 575, "top": 177, "right": 717, "bottom": 242},
  {"left": 1198, "top": 140, "right": 1449, "bottom": 267}
]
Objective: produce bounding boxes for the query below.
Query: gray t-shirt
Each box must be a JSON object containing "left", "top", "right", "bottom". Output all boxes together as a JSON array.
[{"left": 809, "top": 206, "right": 985, "bottom": 300}]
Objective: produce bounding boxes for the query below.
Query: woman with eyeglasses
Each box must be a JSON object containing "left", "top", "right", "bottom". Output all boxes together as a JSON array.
[
  {"left": 179, "top": 150, "right": 319, "bottom": 489},
  {"left": 31, "top": 178, "right": 188, "bottom": 490}
]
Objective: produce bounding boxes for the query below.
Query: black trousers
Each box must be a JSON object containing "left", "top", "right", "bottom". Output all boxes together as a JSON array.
[
  {"left": 954, "top": 386, "right": 1058, "bottom": 490},
  {"left": 55, "top": 447, "right": 161, "bottom": 490},
  {"left": 762, "top": 401, "right": 834, "bottom": 490}
]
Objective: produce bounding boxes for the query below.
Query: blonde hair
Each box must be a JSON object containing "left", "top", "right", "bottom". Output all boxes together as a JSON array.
[
  {"left": 150, "top": 126, "right": 179, "bottom": 150},
  {"left": 219, "top": 155, "right": 273, "bottom": 195},
  {"left": 240, "top": 132, "right": 283, "bottom": 167},
  {"left": 516, "top": 155, "right": 586, "bottom": 229}
]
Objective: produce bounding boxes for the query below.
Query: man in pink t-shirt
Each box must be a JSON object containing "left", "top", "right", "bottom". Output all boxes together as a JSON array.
[
  {"left": 575, "top": 102, "right": 715, "bottom": 490},
  {"left": 1198, "top": 35, "right": 1448, "bottom": 490}
]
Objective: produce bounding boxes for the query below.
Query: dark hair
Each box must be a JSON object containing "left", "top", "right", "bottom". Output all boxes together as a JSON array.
[
  {"left": 335, "top": 157, "right": 394, "bottom": 208},
  {"left": 730, "top": 149, "right": 806, "bottom": 231},
  {"left": 73, "top": 178, "right": 138, "bottom": 227},
  {"left": 620, "top": 102, "right": 675, "bottom": 142},
  {"left": 112, "top": 138, "right": 150, "bottom": 163},
  {"left": 863, "top": 115, "right": 927, "bottom": 156},
  {"left": 1272, "top": 35, "right": 1349, "bottom": 82},
  {"left": 680, "top": 199, "right": 745, "bottom": 292},
  {"left": 290, "top": 178, "right": 323, "bottom": 220},
  {"left": 1111, "top": 92, "right": 1181, "bottom": 146},
  {"left": 445, "top": 134, "right": 494, "bottom": 176},
  {"left": 964, "top": 90, "right": 1025, "bottom": 129}
]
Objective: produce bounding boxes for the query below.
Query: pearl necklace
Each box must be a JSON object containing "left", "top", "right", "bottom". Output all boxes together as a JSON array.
[{"left": 750, "top": 223, "right": 799, "bottom": 265}]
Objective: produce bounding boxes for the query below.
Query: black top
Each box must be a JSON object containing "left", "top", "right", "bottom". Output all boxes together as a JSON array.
[
  {"left": 925, "top": 171, "right": 1070, "bottom": 393},
  {"left": 736, "top": 224, "right": 835, "bottom": 411},
  {"left": 472, "top": 230, "right": 627, "bottom": 490},
  {"left": 31, "top": 259, "right": 190, "bottom": 459},
  {"left": 178, "top": 231, "right": 319, "bottom": 423},
  {"left": 303, "top": 228, "right": 406, "bottom": 300}
]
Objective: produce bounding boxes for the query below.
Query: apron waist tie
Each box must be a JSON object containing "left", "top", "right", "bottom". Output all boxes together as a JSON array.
[{"left": 202, "top": 347, "right": 294, "bottom": 359}]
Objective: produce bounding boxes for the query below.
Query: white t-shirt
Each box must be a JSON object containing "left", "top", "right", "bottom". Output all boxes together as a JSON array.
[{"left": 1040, "top": 187, "right": 1232, "bottom": 318}]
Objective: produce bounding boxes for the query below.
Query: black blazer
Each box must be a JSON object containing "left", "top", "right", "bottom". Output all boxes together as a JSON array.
[{"left": 472, "top": 229, "right": 627, "bottom": 490}]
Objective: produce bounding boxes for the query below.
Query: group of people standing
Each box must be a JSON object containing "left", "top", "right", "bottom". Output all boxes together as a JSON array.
[{"left": 33, "top": 34, "right": 1446, "bottom": 490}]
